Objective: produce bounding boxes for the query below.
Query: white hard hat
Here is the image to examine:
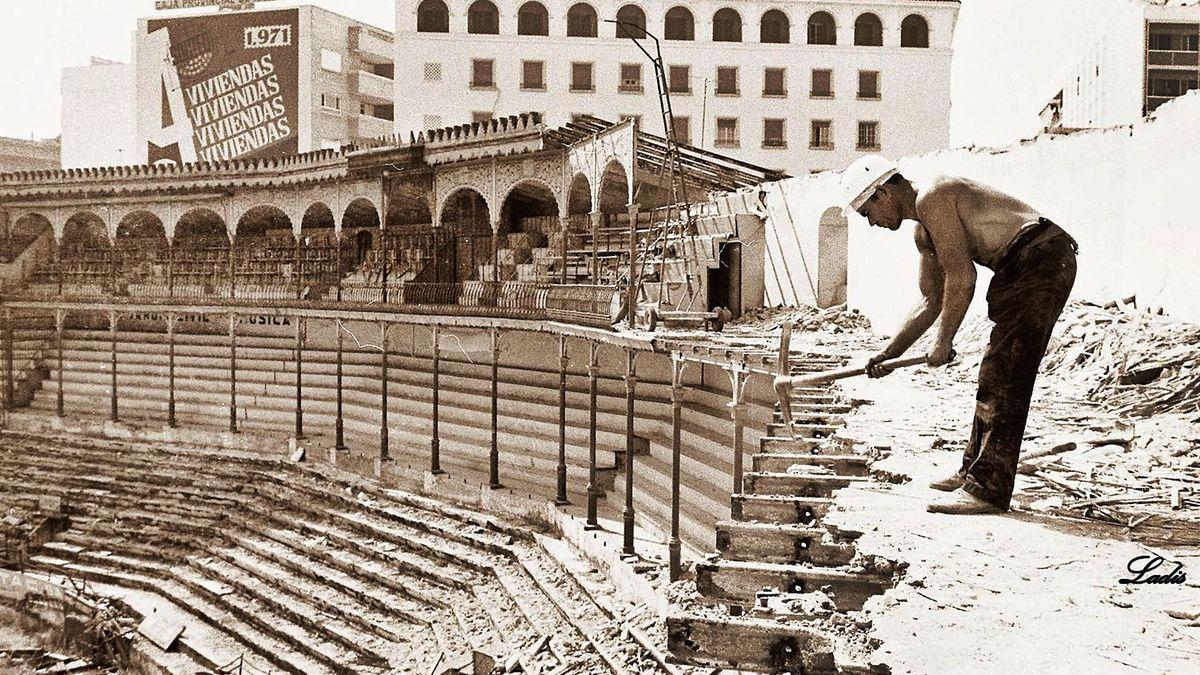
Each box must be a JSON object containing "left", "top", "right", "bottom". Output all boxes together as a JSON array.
[{"left": 841, "top": 154, "right": 899, "bottom": 212}]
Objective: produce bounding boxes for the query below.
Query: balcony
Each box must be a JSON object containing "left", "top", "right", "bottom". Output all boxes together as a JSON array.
[
  {"left": 349, "top": 25, "right": 393, "bottom": 65},
  {"left": 1148, "top": 49, "right": 1199, "bottom": 67},
  {"left": 351, "top": 69, "right": 393, "bottom": 105},
  {"left": 351, "top": 113, "right": 394, "bottom": 140}
]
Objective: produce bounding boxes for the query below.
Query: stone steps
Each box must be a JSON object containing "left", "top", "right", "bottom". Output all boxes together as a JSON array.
[
  {"left": 714, "top": 520, "right": 856, "bottom": 567},
  {"left": 694, "top": 559, "right": 891, "bottom": 612}
]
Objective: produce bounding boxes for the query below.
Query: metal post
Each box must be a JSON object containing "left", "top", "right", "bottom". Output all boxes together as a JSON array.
[
  {"left": 166, "top": 313, "right": 176, "bottom": 428},
  {"left": 2, "top": 308, "right": 13, "bottom": 411},
  {"left": 334, "top": 318, "right": 346, "bottom": 449},
  {"left": 167, "top": 240, "right": 174, "bottom": 298},
  {"left": 380, "top": 321, "right": 389, "bottom": 460},
  {"left": 335, "top": 230, "right": 343, "bottom": 303},
  {"left": 228, "top": 236, "right": 236, "bottom": 300},
  {"left": 55, "top": 310, "right": 64, "bottom": 418},
  {"left": 294, "top": 233, "right": 303, "bottom": 300},
  {"left": 669, "top": 355, "right": 685, "bottom": 582},
  {"left": 554, "top": 335, "right": 569, "bottom": 505},
  {"left": 622, "top": 349, "right": 637, "bottom": 556},
  {"left": 585, "top": 340, "right": 600, "bottom": 529},
  {"left": 228, "top": 313, "right": 238, "bottom": 433},
  {"left": 54, "top": 238, "right": 62, "bottom": 296},
  {"left": 109, "top": 311, "right": 118, "bottom": 422},
  {"left": 294, "top": 317, "right": 304, "bottom": 439},
  {"left": 488, "top": 326, "right": 501, "bottom": 489},
  {"left": 626, "top": 204, "right": 640, "bottom": 329},
  {"left": 430, "top": 323, "right": 443, "bottom": 474}
]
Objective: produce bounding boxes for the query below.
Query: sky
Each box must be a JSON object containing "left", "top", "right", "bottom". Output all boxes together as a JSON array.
[{"left": 0, "top": 0, "right": 1112, "bottom": 149}]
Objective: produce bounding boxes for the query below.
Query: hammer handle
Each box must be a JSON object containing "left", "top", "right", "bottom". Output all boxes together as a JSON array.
[{"left": 782, "top": 354, "right": 931, "bottom": 388}]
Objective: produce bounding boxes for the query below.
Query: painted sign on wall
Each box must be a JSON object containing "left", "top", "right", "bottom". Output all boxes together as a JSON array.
[{"left": 142, "top": 8, "right": 300, "bottom": 165}]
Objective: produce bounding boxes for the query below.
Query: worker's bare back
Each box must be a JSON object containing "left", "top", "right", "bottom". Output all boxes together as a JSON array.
[{"left": 915, "top": 176, "right": 1043, "bottom": 270}]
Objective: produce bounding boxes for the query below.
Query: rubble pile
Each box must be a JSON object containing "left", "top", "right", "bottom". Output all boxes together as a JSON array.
[{"left": 733, "top": 303, "right": 872, "bottom": 334}]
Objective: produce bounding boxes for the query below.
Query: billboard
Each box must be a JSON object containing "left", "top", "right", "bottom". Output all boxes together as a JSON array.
[{"left": 141, "top": 8, "right": 300, "bottom": 165}]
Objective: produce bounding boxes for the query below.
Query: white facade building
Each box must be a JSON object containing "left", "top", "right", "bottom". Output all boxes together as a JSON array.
[
  {"left": 1058, "top": 0, "right": 1200, "bottom": 129},
  {"left": 61, "top": 58, "right": 137, "bottom": 169},
  {"left": 393, "top": 0, "right": 959, "bottom": 174}
]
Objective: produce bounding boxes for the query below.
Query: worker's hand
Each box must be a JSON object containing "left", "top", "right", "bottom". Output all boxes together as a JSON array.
[
  {"left": 865, "top": 351, "right": 896, "bottom": 378},
  {"left": 927, "top": 342, "right": 955, "bottom": 367}
]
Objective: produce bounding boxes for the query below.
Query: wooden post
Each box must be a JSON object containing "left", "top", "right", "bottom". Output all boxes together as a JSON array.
[
  {"left": 109, "top": 311, "right": 118, "bottom": 422},
  {"left": 488, "top": 326, "right": 501, "bottom": 489},
  {"left": 334, "top": 318, "right": 346, "bottom": 449},
  {"left": 430, "top": 323, "right": 443, "bottom": 474},
  {"left": 228, "top": 313, "right": 238, "bottom": 433},
  {"left": 166, "top": 313, "right": 176, "bottom": 428},
  {"left": 380, "top": 321, "right": 389, "bottom": 460},
  {"left": 585, "top": 340, "right": 600, "bottom": 529},
  {"left": 669, "top": 355, "right": 685, "bottom": 582},
  {"left": 626, "top": 204, "right": 639, "bottom": 329},
  {"left": 622, "top": 349, "right": 637, "bottom": 556},
  {"left": 55, "top": 310, "right": 64, "bottom": 417},
  {"left": 554, "top": 335, "right": 569, "bottom": 505},
  {"left": 294, "top": 317, "right": 304, "bottom": 439}
]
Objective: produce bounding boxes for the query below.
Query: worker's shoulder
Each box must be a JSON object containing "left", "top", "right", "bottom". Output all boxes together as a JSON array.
[{"left": 917, "top": 175, "right": 971, "bottom": 206}]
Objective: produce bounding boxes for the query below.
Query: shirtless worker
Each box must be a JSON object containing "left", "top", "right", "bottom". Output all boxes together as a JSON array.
[{"left": 839, "top": 155, "right": 1079, "bottom": 515}]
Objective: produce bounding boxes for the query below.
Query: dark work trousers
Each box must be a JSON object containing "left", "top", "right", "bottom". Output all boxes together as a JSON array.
[{"left": 960, "top": 225, "right": 1078, "bottom": 509}]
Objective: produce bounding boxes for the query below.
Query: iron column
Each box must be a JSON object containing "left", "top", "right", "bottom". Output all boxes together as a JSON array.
[
  {"left": 334, "top": 318, "right": 346, "bottom": 449},
  {"left": 166, "top": 313, "right": 176, "bottom": 428},
  {"left": 430, "top": 323, "right": 443, "bottom": 474},
  {"left": 585, "top": 340, "right": 600, "bottom": 529},
  {"left": 488, "top": 326, "right": 501, "bottom": 489},
  {"left": 109, "top": 311, "right": 118, "bottom": 422},
  {"left": 228, "top": 313, "right": 238, "bottom": 433},
  {"left": 380, "top": 321, "right": 389, "bottom": 460},
  {"left": 55, "top": 310, "right": 64, "bottom": 418},
  {"left": 622, "top": 349, "right": 637, "bottom": 556},
  {"left": 294, "top": 317, "right": 304, "bottom": 439},
  {"left": 669, "top": 355, "right": 685, "bottom": 582},
  {"left": 554, "top": 334, "right": 569, "bottom": 505}
]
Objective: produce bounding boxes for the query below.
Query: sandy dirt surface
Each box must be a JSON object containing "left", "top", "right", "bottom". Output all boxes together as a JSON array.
[{"left": 827, "top": 362, "right": 1200, "bottom": 674}]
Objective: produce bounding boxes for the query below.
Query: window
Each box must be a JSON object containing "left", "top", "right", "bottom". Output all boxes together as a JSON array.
[
  {"left": 518, "top": 2, "right": 549, "bottom": 36},
  {"left": 763, "top": 67, "right": 786, "bottom": 96},
  {"left": 522, "top": 60, "right": 545, "bottom": 90},
  {"left": 854, "top": 13, "right": 883, "bottom": 47},
  {"left": 473, "top": 111, "right": 493, "bottom": 124},
  {"left": 901, "top": 15, "right": 929, "bottom": 48},
  {"left": 808, "top": 11, "right": 836, "bottom": 45},
  {"left": 471, "top": 59, "right": 495, "bottom": 88},
  {"left": 763, "top": 119, "right": 786, "bottom": 148},
  {"left": 713, "top": 8, "right": 742, "bottom": 42},
  {"left": 620, "top": 63, "right": 643, "bottom": 92},
  {"left": 671, "top": 116, "right": 690, "bottom": 145},
  {"left": 320, "top": 93, "right": 340, "bottom": 110},
  {"left": 810, "top": 120, "right": 833, "bottom": 149},
  {"left": 567, "top": 3, "right": 598, "bottom": 37},
  {"left": 716, "top": 67, "right": 738, "bottom": 95},
  {"left": 423, "top": 62, "right": 443, "bottom": 82},
  {"left": 416, "top": 0, "right": 449, "bottom": 33},
  {"left": 615, "top": 5, "right": 646, "bottom": 39},
  {"left": 423, "top": 115, "right": 443, "bottom": 129},
  {"left": 467, "top": 0, "right": 499, "bottom": 35},
  {"left": 665, "top": 7, "right": 695, "bottom": 41},
  {"left": 857, "top": 121, "right": 880, "bottom": 150},
  {"left": 669, "top": 65, "right": 690, "bottom": 94},
  {"left": 858, "top": 71, "right": 880, "bottom": 99},
  {"left": 320, "top": 49, "right": 343, "bottom": 73},
  {"left": 715, "top": 117, "right": 739, "bottom": 147},
  {"left": 811, "top": 69, "right": 833, "bottom": 97},
  {"left": 760, "top": 9, "right": 790, "bottom": 44},
  {"left": 570, "top": 62, "right": 594, "bottom": 92}
]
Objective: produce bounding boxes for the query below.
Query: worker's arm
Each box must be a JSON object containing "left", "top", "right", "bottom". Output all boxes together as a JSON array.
[
  {"left": 922, "top": 190, "right": 977, "bottom": 366},
  {"left": 866, "top": 231, "right": 944, "bottom": 377}
]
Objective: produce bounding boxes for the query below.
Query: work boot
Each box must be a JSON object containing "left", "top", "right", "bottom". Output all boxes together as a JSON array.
[
  {"left": 928, "top": 469, "right": 967, "bottom": 492},
  {"left": 926, "top": 488, "right": 1006, "bottom": 515}
]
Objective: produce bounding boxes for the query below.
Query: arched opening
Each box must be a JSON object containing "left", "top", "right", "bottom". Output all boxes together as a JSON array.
[
  {"left": 595, "top": 161, "right": 632, "bottom": 284},
  {"left": 760, "top": 9, "right": 790, "bottom": 44},
  {"left": 517, "top": 1, "right": 549, "bottom": 36},
  {"left": 61, "top": 212, "right": 110, "bottom": 294},
  {"left": 6, "top": 212, "right": 52, "bottom": 266},
  {"left": 300, "top": 202, "right": 339, "bottom": 299},
  {"left": 597, "top": 161, "right": 630, "bottom": 215},
  {"left": 356, "top": 230, "right": 374, "bottom": 266},
  {"left": 615, "top": 5, "right": 646, "bottom": 39},
  {"left": 416, "top": 0, "right": 450, "bottom": 33},
  {"left": 664, "top": 7, "right": 694, "bottom": 41},
  {"left": 467, "top": 0, "right": 499, "bottom": 35},
  {"left": 115, "top": 211, "right": 167, "bottom": 296},
  {"left": 567, "top": 3, "right": 598, "bottom": 38},
  {"left": 854, "top": 13, "right": 883, "bottom": 46},
  {"left": 498, "top": 181, "right": 556, "bottom": 281},
  {"left": 439, "top": 188, "right": 491, "bottom": 283},
  {"left": 807, "top": 11, "right": 836, "bottom": 45},
  {"left": 174, "top": 208, "right": 229, "bottom": 297},
  {"left": 901, "top": 14, "right": 929, "bottom": 48},
  {"left": 567, "top": 173, "right": 592, "bottom": 219},
  {"left": 234, "top": 205, "right": 293, "bottom": 299},
  {"left": 712, "top": 8, "right": 742, "bottom": 43}
]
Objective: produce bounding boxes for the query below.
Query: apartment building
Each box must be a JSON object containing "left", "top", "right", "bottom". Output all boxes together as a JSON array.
[{"left": 393, "top": 0, "right": 960, "bottom": 174}]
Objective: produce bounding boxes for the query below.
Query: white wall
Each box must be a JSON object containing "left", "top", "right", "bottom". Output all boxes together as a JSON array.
[
  {"left": 1060, "top": 0, "right": 1144, "bottom": 129},
  {"left": 60, "top": 62, "right": 136, "bottom": 169}
]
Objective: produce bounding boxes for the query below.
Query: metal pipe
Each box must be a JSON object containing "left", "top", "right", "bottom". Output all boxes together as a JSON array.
[
  {"left": 167, "top": 313, "right": 176, "bottom": 428},
  {"left": 430, "top": 323, "right": 443, "bottom": 474},
  {"left": 555, "top": 334, "right": 569, "bottom": 505},
  {"left": 622, "top": 349, "right": 637, "bottom": 556},
  {"left": 335, "top": 318, "right": 345, "bottom": 449},
  {"left": 294, "top": 316, "right": 304, "bottom": 439},
  {"left": 488, "top": 326, "right": 501, "bottom": 489},
  {"left": 585, "top": 340, "right": 599, "bottom": 529},
  {"left": 380, "top": 321, "right": 389, "bottom": 460}
]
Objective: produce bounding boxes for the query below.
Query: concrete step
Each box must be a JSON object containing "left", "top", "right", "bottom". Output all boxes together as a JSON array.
[
  {"left": 743, "top": 472, "right": 870, "bottom": 498},
  {"left": 714, "top": 521, "right": 856, "bottom": 566},
  {"left": 751, "top": 453, "right": 871, "bottom": 477},
  {"left": 766, "top": 422, "right": 841, "bottom": 438},
  {"left": 759, "top": 436, "right": 831, "bottom": 453},
  {"left": 694, "top": 559, "right": 891, "bottom": 611},
  {"left": 666, "top": 612, "right": 839, "bottom": 675}
]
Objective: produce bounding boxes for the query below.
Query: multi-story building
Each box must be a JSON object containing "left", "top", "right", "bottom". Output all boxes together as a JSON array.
[
  {"left": 392, "top": 0, "right": 959, "bottom": 174},
  {"left": 1057, "top": 0, "right": 1200, "bottom": 129},
  {"left": 0, "top": 136, "right": 61, "bottom": 173},
  {"left": 52, "top": 4, "right": 395, "bottom": 167}
]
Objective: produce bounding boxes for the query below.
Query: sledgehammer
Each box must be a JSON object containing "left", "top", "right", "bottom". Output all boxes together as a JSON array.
[{"left": 772, "top": 323, "right": 944, "bottom": 438}]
